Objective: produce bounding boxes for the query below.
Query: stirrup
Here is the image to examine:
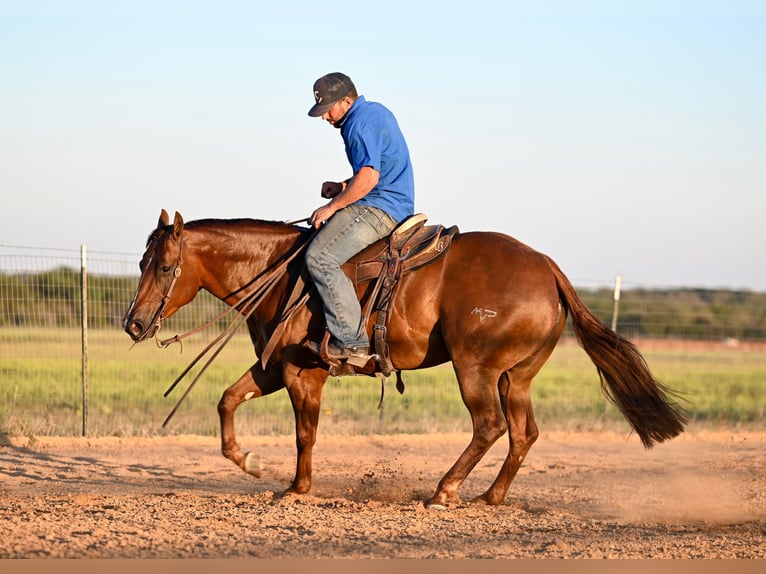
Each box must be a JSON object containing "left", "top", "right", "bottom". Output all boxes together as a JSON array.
[{"left": 306, "top": 333, "right": 374, "bottom": 368}]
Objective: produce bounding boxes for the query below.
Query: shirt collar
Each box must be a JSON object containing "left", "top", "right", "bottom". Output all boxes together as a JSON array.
[{"left": 338, "top": 95, "right": 366, "bottom": 129}]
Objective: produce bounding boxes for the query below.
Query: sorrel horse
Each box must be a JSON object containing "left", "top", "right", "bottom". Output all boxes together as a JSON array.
[{"left": 123, "top": 209, "right": 686, "bottom": 508}]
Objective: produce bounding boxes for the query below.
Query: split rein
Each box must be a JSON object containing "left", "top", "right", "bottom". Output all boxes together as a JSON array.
[{"left": 158, "top": 222, "right": 316, "bottom": 427}]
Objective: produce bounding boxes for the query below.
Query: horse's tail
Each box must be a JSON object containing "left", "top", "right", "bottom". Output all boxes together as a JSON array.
[{"left": 545, "top": 256, "right": 687, "bottom": 448}]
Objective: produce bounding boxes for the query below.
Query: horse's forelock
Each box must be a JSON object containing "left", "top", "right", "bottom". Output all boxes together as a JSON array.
[{"left": 145, "top": 228, "right": 164, "bottom": 249}]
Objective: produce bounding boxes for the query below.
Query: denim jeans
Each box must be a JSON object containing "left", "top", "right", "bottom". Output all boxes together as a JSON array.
[{"left": 305, "top": 204, "right": 397, "bottom": 348}]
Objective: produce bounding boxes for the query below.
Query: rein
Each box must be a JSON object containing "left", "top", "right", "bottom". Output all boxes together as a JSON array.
[{"left": 159, "top": 227, "right": 316, "bottom": 427}]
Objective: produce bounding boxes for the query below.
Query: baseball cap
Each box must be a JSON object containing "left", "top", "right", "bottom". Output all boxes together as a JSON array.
[{"left": 308, "top": 72, "right": 356, "bottom": 117}]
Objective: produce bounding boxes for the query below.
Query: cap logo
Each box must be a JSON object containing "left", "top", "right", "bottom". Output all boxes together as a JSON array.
[{"left": 314, "top": 90, "right": 322, "bottom": 104}]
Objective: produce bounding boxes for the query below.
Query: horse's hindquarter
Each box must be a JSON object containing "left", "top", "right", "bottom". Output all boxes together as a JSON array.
[{"left": 390, "top": 231, "right": 563, "bottom": 371}]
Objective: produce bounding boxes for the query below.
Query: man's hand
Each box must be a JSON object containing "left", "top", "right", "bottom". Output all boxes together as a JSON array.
[
  {"left": 321, "top": 181, "right": 344, "bottom": 199},
  {"left": 311, "top": 168, "right": 379, "bottom": 229},
  {"left": 310, "top": 205, "right": 335, "bottom": 228}
]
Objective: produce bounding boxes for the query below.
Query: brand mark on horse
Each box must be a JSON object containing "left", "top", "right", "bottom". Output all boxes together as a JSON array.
[{"left": 471, "top": 307, "right": 497, "bottom": 322}]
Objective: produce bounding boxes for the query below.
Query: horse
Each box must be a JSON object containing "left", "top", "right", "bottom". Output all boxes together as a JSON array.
[{"left": 123, "top": 209, "right": 687, "bottom": 508}]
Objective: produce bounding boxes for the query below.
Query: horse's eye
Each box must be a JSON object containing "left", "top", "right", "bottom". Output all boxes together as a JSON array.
[{"left": 160, "top": 265, "right": 172, "bottom": 274}]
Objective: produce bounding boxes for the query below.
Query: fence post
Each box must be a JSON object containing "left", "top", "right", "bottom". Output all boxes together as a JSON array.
[
  {"left": 611, "top": 274, "right": 622, "bottom": 332},
  {"left": 81, "top": 244, "right": 89, "bottom": 436}
]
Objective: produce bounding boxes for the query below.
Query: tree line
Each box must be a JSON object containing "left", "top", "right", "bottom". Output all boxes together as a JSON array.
[{"left": 1, "top": 267, "right": 765, "bottom": 341}]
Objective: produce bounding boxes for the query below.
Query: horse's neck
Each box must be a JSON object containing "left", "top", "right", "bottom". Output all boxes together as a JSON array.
[{"left": 190, "top": 224, "right": 302, "bottom": 307}]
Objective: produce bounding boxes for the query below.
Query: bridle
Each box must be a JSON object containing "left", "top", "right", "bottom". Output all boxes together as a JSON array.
[{"left": 125, "top": 233, "right": 184, "bottom": 346}]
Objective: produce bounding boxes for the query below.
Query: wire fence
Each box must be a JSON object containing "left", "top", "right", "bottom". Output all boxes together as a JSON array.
[{"left": 2, "top": 244, "right": 765, "bottom": 438}]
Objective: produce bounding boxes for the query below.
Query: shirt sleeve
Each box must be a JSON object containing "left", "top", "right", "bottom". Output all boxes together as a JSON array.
[{"left": 345, "top": 119, "right": 383, "bottom": 174}]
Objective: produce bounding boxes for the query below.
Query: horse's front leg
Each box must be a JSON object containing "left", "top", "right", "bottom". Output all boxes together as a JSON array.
[
  {"left": 218, "top": 362, "right": 284, "bottom": 477},
  {"left": 282, "top": 358, "right": 328, "bottom": 495}
]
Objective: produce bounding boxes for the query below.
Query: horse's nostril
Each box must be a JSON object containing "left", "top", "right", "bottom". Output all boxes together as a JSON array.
[{"left": 128, "top": 321, "right": 144, "bottom": 338}]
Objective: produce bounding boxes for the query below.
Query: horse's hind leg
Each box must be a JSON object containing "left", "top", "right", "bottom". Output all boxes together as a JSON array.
[
  {"left": 218, "top": 362, "right": 284, "bottom": 477},
  {"left": 426, "top": 365, "right": 508, "bottom": 509},
  {"left": 473, "top": 303, "right": 565, "bottom": 506},
  {"left": 473, "top": 371, "right": 538, "bottom": 506}
]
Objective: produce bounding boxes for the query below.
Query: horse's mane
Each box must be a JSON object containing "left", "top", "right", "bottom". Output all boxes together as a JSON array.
[
  {"left": 185, "top": 218, "right": 294, "bottom": 229},
  {"left": 145, "top": 218, "right": 307, "bottom": 249}
]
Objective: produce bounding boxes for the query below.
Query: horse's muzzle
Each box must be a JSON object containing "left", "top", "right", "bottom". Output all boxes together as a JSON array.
[{"left": 123, "top": 313, "right": 158, "bottom": 343}]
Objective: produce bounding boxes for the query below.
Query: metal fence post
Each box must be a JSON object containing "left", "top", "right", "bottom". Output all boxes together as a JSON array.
[
  {"left": 611, "top": 274, "right": 622, "bottom": 332},
  {"left": 81, "top": 244, "right": 89, "bottom": 436}
]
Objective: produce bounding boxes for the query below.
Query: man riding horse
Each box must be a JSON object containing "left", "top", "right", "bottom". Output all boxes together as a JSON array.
[{"left": 122, "top": 74, "right": 686, "bottom": 508}]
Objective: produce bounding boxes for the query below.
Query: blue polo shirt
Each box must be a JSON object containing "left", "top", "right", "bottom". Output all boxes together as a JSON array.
[{"left": 337, "top": 96, "right": 415, "bottom": 223}]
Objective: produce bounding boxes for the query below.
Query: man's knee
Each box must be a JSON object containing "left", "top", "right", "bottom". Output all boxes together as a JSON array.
[
  {"left": 306, "top": 243, "right": 345, "bottom": 284},
  {"left": 304, "top": 249, "right": 326, "bottom": 284}
]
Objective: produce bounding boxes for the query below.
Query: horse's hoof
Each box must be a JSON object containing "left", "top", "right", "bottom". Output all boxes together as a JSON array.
[
  {"left": 424, "top": 496, "right": 449, "bottom": 510},
  {"left": 244, "top": 452, "right": 262, "bottom": 478}
]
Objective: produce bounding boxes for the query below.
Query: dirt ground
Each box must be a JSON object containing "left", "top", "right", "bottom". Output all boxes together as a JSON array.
[{"left": 0, "top": 429, "right": 764, "bottom": 559}]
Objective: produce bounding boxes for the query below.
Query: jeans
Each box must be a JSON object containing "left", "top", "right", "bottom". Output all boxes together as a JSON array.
[{"left": 305, "top": 204, "right": 397, "bottom": 348}]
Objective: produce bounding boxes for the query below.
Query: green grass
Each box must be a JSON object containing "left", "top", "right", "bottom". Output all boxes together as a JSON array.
[{"left": 1, "top": 328, "right": 764, "bottom": 437}]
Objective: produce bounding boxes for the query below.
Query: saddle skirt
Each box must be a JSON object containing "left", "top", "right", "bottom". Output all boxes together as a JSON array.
[{"left": 348, "top": 213, "right": 457, "bottom": 284}]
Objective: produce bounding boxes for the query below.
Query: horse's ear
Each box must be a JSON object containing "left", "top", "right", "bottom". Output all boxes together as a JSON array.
[
  {"left": 158, "top": 209, "right": 170, "bottom": 228},
  {"left": 172, "top": 211, "right": 184, "bottom": 239}
]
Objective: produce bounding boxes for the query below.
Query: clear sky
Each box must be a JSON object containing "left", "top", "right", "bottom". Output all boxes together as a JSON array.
[{"left": 1, "top": 1, "right": 764, "bottom": 291}]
